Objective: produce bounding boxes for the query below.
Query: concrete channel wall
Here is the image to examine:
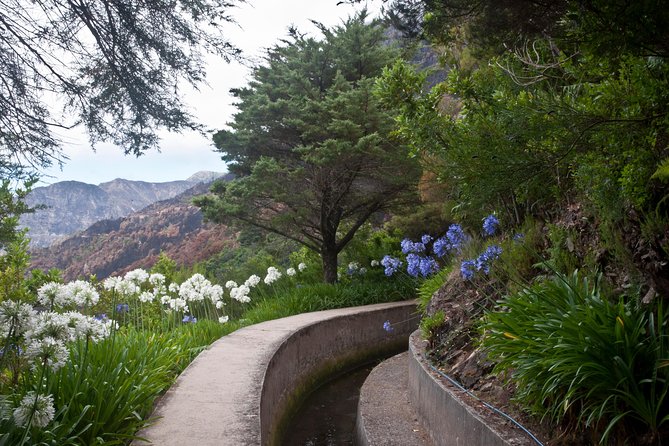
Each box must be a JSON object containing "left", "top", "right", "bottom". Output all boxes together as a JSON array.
[
  {"left": 408, "top": 330, "right": 531, "bottom": 446},
  {"left": 135, "top": 300, "right": 418, "bottom": 446},
  {"left": 260, "top": 300, "right": 419, "bottom": 446}
]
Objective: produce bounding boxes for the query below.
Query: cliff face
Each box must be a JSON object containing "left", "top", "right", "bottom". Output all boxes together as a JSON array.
[
  {"left": 28, "top": 180, "right": 238, "bottom": 281},
  {"left": 20, "top": 172, "right": 224, "bottom": 247}
]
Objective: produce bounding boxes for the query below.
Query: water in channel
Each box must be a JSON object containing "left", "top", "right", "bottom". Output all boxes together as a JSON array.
[{"left": 282, "top": 363, "right": 377, "bottom": 446}]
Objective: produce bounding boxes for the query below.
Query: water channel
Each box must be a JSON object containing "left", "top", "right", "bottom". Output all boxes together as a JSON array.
[{"left": 282, "top": 362, "right": 378, "bottom": 446}]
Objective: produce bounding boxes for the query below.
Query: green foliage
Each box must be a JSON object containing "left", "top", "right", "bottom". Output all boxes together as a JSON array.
[
  {"left": 0, "top": 0, "right": 243, "bottom": 180},
  {"left": 197, "top": 11, "right": 421, "bottom": 283},
  {"left": 0, "top": 179, "right": 36, "bottom": 250},
  {"left": 0, "top": 233, "right": 32, "bottom": 303},
  {"left": 419, "top": 310, "right": 445, "bottom": 342},
  {"left": 482, "top": 272, "right": 669, "bottom": 443},
  {"left": 0, "top": 322, "right": 229, "bottom": 445},
  {"left": 241, "top": 277, "right": 416, "bottom": 325},
  {"left": 417, "top": 267, "right": 450, "bottom": 314}
]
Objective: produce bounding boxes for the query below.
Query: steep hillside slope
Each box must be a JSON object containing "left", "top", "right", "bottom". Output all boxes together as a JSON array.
[
  {"left": 21, "top": 172, "right": 224, "bottom": 247},
  {"left": 29, "top": 181, "right": 237, "bottom": 281}
]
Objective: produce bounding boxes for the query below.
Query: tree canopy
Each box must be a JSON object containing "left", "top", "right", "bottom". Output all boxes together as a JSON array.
[
  {"left": 0, "top": 0, "right": 242, "bottom": 180},
  {"left": 196, "top": 11, "right": 420, "bottom": 283}
]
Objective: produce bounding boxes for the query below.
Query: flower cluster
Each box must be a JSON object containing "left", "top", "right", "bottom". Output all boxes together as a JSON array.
[
  {"left": 460, "top": 245, "right": 503, "bottom": 280},
  {"left": 482, "top": 214, "right": 499, "bottom": 237},
  {"left": 264, "top": 266, "right": 282, "bottom": 285},
  {"left": 381, "top": 255, "right": 403, "bottom": 276}
]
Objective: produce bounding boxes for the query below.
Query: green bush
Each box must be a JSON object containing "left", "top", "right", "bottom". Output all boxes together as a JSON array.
[{"left": 482, "top": 271, "right": 669, "bottom": 443}]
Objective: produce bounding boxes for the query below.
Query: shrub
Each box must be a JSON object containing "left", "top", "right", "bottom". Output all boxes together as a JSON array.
[{"left": 482, "top": 271, "right": 669, "bottom": 443}]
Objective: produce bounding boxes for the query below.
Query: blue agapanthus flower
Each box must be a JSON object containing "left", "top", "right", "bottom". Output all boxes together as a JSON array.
[
  {"left": 406, "top": 253, "right": 421, "bottom": 277},
  {"left": 513, "top": 233, "right": 525, "bottom": 242},
  {"left": 381, "top": 255, "right": 403, "bottom": 276},
  {"left": 182, "top": 315, "right": 197, "bottom": 324},
  {"left": 460, "top": 260, "right": 476, "bottom": 280},
  {"left": 433, "top": 236, "right": 452, "bottom": 257},
  {"left": 482, "top": 215, "right": 499, "bottom": 237},
  {"left": 419, "top": 256, "right": 440, "bottom": 277},
  {"left": 475, "top": 245, "right": 503, "bottom": 275},
  {"left": 401, "top": 238, "right": 426, "bottom": 254},
  {"left": 421, "top": 234, "right": 433, "bottom": 245},
  {"left": 383, "top": 320, "right": 394, "bottom": 333},
  {"left": 446, "top": 224, "right": 468, "bottom": 253},
  {"left": 116, "top": 303, "right": 129, "bottom": 313}
]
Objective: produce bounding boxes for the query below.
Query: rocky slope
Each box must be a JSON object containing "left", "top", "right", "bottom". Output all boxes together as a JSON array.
[
  {"left": 28, "top": 178, "right": 237, "bottom": 281},
  {"left": 21, "top": 172, "right": 224, "bottom": 247}
]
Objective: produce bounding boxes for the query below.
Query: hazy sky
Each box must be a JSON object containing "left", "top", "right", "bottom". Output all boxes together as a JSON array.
[{"left": 40, "top": 0, "right": 382, "bottom": 186}]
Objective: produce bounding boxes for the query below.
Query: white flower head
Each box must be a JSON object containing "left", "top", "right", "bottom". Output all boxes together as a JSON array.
[
  {"left": 124, "top": 268, "right": 149, "bottom": 285},
  {"left": 286, "top": 267, "right": 296, "bottom": 277},
  {"left": 370, "top": 259, "right": 380, "bottom": 267},
  {"left": 26, "top": 337, "right": 69, "bottom": 371},
  {"left": 264, "top": 267, "right": 282, "bottom": 285},
  {"left": 148, "top": 273, "right": 165, "bottom": 287},
  {"left": 218, "top": 315, "right": 229, "bottom": 324},
  {"left": 168, "top": 282, "right": 180, "bottom": 293},
  {"left": 179, "top": 274, "right": 212, "bottom": 302},
  {"left": 26, "top": 311, "right": 71, "bottom": 343},
  {"left": 0, "top": 300, "right": 36, "bottom": 336},
  {"left": 230, "top": 285, "right": 251, "bottom": 303},
  {"left": 225, "top": 280, "right": 238, "bottom": 289},
  {"left": 298, "top": 262, "right": 307, "bottom": 272},
  {"left": 244, "top": 275, "right": 261, "bottom": 288},
  {"left": 13, "top": 392, "right": 55, "bottom": 428},
  {"left": 348, "top": 262, "right": 359, "bottom": 271},
  {"left": 63, "top": 280, "right": 100, "bottom": 307},
  {"left": 216, "top": 300, "right": 225, "bottom": 309},
  {"left": 139, "top": 291, "right": 155, "bottom": 303},
  {"left": 102, "top": 276, "right": 122, "bottom": 291},
  {"left": 37, "top": 282, "right": 66, "bottom": 309},
  {"left": 114, "top": 279, "right": 139, "bottom": 298}
]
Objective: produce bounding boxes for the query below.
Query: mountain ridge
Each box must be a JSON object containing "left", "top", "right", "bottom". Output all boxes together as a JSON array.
[
  {"left": 28, "top": 176, "right": 237, "bottom": 281},
  {"left": 21, "top": 171, "right": 225, "bottom": 247}
]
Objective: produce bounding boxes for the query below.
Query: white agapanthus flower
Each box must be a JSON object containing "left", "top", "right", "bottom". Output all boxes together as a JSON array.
[
  {"left": 160, "top": 294, "right": 172, "bottom": 305},
  {"left": 286, "top": 267, "right": 296, "bottom": 276},
  {"left": 168, "top": 298, "right": 188, "bottom": 312},
  {"left": 225, "top": 280, "right": 238, "bottom": 289},
  {"left": 168, "top": 282, "right": 180, "bottom": 293},
  {"left": 360, "top": 267, "right": 367, "bottom": 274},
  {"left": 203, "top": 284, "right": 224, "bottom": 303},
  {"left": 218, "top": 315, "right": 229, "bottom": 324},
  {"left": 148, "top": 273, "right": 165, "bottom": 287},
  {"left": 179, "top": 274, "right": 213, "bottom": 302},
  {"left": 244, "top": 275, "right": 261, "bottom": 288},
  {"left": 298, "top": 262, "right": 307, "bottom": 272},
  {"left": 348, "top": 262, "right": 359, "bottom": 271},
  {"left": 37, "top": 282, "right": 66, "bottom": 309},
  {"left": 230, "top": 285, "right": 251, "bottom": 303},
  {"left": 13, "top": 392, "right": 55, "bottom": 428},
  {"left": 102, "top": 276, "right": 122, "bottom": 291},
  {"left": 124, "top": 268, "right": 149, "bottom": 285},
  {"left": 264, "top": 267, "right": 282, "bottom": 285},
  {"left": 115, "top": 279, "right": 140, "bottom": 297},
  {"left": 62, "top": 280, "right": 100, "bottom": 307},
  {"left": 0, "top": 300, "right": 36, "bottom": 336},
  {"left": 65, "top": 313, "right": 108, "bottom": 342},
  {"left": 370, "top": 259, "right": 380, "bottom": 267},
  {"left": 138, "top": 291, "right": 155, "bottom": 303},
  {"left": 215, "top": 300, "right": 225, "bottom": 309},
  {"left": 26, "top": 337, "right": 69, "bottom": 371},
  {"left": 26, "top": 311, "right": 72, "bottom": 343}
]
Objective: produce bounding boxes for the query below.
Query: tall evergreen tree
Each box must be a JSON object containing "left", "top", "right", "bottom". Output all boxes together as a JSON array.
[{"left": 196, "top": 11, "right": 420, "bottom": 283}]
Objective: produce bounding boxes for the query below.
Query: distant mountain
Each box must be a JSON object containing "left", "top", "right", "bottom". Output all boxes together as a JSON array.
[
  {"left": 28, "top": 179, "right": 237, "bottom": 281},
  {"left": 21, "top": 171, "right": 225, "bottom": 247}
]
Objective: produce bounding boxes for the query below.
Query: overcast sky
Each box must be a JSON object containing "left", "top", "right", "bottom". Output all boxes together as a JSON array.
[{"left": 40, "top": 0, "right": 382, "bottom": 186}]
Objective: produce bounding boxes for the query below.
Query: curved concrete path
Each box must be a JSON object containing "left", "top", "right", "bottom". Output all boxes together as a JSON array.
[{"left": 134, "top": 300, "right": 418, "bottom": 446}]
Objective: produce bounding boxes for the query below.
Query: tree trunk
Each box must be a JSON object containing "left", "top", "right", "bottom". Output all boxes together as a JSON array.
[{"left": 321, "top": 245, "right": 339, "bottom": 284}]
